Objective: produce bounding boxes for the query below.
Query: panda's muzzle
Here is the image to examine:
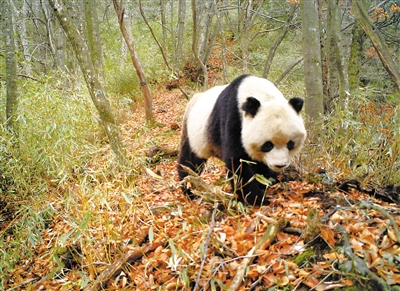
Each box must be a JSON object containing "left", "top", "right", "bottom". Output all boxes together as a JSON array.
[
  {"left": 274, "top": 164, "right": 287, "bottom": 169},
  {"left": 265, "top": 149, "right": 291, "bottom": 172},
  {"left": 269, "top": 163, "right": 289, "bottom": 172}
]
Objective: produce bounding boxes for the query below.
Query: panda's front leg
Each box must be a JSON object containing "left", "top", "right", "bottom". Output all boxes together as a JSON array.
[
  {"left": 226, "top": 158, "right": 267, "bottom": 205},
  {"left": 177, "top": 138, "right": 207, "bottom": 199}
]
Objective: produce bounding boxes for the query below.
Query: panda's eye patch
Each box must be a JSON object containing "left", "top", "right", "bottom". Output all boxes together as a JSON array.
[
  {"left": 287, "top": 140, "right": 295, "bottom": 150},
  {"left": 261, "top": 141, "right": 274, "bottom": 152}
]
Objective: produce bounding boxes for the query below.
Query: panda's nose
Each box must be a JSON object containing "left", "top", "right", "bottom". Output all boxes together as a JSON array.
[{"left": 274, "top": 165, "right": 286, "bottom": 169}]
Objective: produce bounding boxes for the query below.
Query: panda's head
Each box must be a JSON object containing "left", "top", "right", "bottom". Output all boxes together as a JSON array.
[{"left": 241, "top": 97, "right": 306, "bottom": 172}]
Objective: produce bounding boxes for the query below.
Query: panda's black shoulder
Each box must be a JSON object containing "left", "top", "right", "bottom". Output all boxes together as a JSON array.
[
  {"left": 224, "top": 74, "right": 252, "bottom": 96},
  {"left": 210, "top": 73, "right": 253, "bottom": 121},
  {"left": 228, "top": 74, "right": 252, "bottom": 88},
  {"left": 207, "top": 74, "right": 251, "bottom": 149},
  {"left": 216, "top": 74, "right": 251, "bottom": 104}
]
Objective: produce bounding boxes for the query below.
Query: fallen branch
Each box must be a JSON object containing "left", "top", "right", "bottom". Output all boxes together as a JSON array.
[
  {"left": 8, "top": 278, "right": 38, "bottom": 291},
  {"left": 246, "top": 207, "right": 277, "bottom": 234},
  {"left": 335, "top": 223, "right": 391, "bottom": 291},
  {"left": 228, "top": 218, "right": 287, "bottom": 291},
  {"left": 86, "top": 239, "right": 164, "bottom": 291},
  {"left": 359, "top": 201, "right": 400, "bottom": 244},
  {"left": 181, "top": 165, "right": 232, "bottom": 201}
]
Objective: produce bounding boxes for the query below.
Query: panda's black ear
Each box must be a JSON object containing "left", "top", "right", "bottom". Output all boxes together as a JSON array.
[
  {"left": 289, "top": 97, "right": 304, "bottom": 114},
  {"left": 242, "top": 97, "right": 261, "bottom": 117}
]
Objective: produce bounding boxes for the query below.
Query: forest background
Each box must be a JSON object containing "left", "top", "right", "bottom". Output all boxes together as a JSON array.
[{"left": 0, "top": 0, "right": 399, "bottom": 290}]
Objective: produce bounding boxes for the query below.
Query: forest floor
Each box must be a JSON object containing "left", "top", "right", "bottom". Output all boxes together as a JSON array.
[{"left": 2, "top": 79, "right": 400, "bottom": 291}]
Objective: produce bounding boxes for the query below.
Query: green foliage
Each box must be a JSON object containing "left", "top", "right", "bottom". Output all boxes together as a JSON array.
[
  {"left": 0, "top": 74, "right": 106, "bottom": 287},
  {"left": 0, "top": 203, "right": 55, "bottom": 280},
  {"left": 0, "top": 75, "right": 99, "bottom": 194},
  {"left": 302, "top": 90, "right": 399, "bottom": 186},
  {"left": 106, "top": 62, "right": 141, "bottom": 99},
  {"left": 101, "top": 17, "right": 170, "bottom": 102},
  {"left": 293, "top": 249, "right": 316, "bottom": 267}
]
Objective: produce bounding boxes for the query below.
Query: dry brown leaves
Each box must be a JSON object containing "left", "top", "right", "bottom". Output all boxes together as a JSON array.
[{"left": 4, "top": 86, "right": 400, "bottom": 291}]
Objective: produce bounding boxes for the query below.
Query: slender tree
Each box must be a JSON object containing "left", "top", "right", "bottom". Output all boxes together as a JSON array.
[
  {"left": 160, "top": 0, "right": 168, "bottom": 58},
  {"left": 300, "top": 0, "right": 324, "bottom": 120},
  {"left": 176, "top": 0, "right": 187, "bottom": 69},
  {"left": 83, "top": 0, "right": 104, "bottom": 80},
  {"left": 3, "top": 0, "right": 19, "bottom": 133},
  {"left": 348, "top": 23, "right": 365, "bottom": 91},
  {"left": 113, "top": 0, "right": 154, "bottom": 123},
  {"left": 138, "top": 0, "right": 189, "bottom": 98},
  {"left": 218, "top": 3, "right": 228, "bottom": 83},
  {"left": 48, "top": 0, "right": 125, "bottom": 164},
  {"left": 352, "top": 0, "right": 400, "bottom": 91},
  {"left": 326, "top": 0, "right": 349, "bottom": 110},
  {"left": 17, "top": 0, "right": 32, "bottom": 76},
  {"left": 191, "top": 0, "right": 210, "bottom": 89},
  {"left": 263, "top": 3, "right": 297, "bottom": 79},
  {"left": 239, "top": 0, "right": 265, "bottom": 73},
  {"left": 275, "top": 57, "right": 303, "bottom": 85},
  {"left": 191, "top": 0, "right": 222, "bottom": 88},
  {"left": 138, "top": 0, "right": 171, "bottom": 71}
]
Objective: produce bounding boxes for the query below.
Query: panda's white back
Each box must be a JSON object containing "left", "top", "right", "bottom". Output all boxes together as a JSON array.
[{"left": 185, "top": 85, "right": 228, "bottom": 159}]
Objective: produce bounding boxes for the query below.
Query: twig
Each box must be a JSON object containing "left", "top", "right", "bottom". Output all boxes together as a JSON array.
[
  {"left": 8, "top": 278, "right": 38, "bottom": 291},
  {"left": 359, "top": 201, "right": 400, "bottom": 244},
  {"left": 202, "top": 254, "right": 260, "bottom": 291},
  {"left": 181, "top": 165, "right": 231, "bottom": 201},
  {"left": 321, "top": 206, "right": 339, "bottom": 222},
  {"left": 246, "top": 207, "right": 276, "bottom": 234},
  {"left": 228, "top": 218, "right": 287, "bottom": 291},
  {"left": 86, "top": 240, "right": 164, "bottom": 291},
  {"left": 335, "top": 223, "right": 391, "bottom": 291},
  {"left": 138, "top": 0, "right": 172, "bottom": 72},
  {"left": 274, "top": 57, "right": 303, "bottom": 85},
  {"left": 193, "top": 202, "right": 219, "bottom": 291},
  {"left": 17, "top": 74, "right": 44, "bottom": 83}
]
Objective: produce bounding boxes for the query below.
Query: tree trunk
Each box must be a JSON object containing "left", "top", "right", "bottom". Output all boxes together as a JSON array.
[
  {"left": 201, "top": 2, "right": 221, "bottom": 69},
  {"left": 191, "top": 0, "right": 209, "bottom": 89},
  {"left": 48, "top": 0, "right": 125, "bottom": 164},
  {"left": 41, "top": 0, "right": 68, "bottom": 75},
  {"left": 113, "top": 0, "right": 154, "bottom": 123},
  {"left": 218, "top": 6, "right": 228, "bottom": 83},
  {"left": 18, "top": 0, "right": 32, "bottom": 76},
  {"left": 83, "top": 0, "right": 104, "bottom": 81},
  {"left": 326, "top": 0, "right": 349, "bottom": 110},
  {"left": 263, "top": 4, "right": 296, "bottom": 79},
  {"left": 348, "top": 23, "right": 365, "bottom": 92},
  {"left": 300, "top": 0, "right": 324, "bottom": 120},
  {"left": 138, "top": 0, "right": 171, "bottom": 72},
  {"left": 3, "top": 0, "right": 19, "bottom": 133},
  {"left": 160, "top": 0, "right": 168, "bottom": 59},
  {"left": 191, "top": 0, "right": 223, "bottom": 88},
  {"left": 352, "top": 0, "right": 400, "bottom": 91},
  {"left": 176, "top": 0, "right": 186, "bottom": 69},
  {"left": 239, "top": 0, "right": 264, "bottom": 74}
]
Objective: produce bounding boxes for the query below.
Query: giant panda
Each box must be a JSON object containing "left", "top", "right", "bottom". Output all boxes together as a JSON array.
[{"left": 177, "top": 74, "right": 307, "bottom": 205}]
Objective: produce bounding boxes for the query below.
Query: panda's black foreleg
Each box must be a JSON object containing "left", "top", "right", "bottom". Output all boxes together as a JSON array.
[
  {"left": 177, "top": 139, "right": 207, "bottom": 199},
  {"left": 226, "top": 158, "right": 269, "bottom": 205}
]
